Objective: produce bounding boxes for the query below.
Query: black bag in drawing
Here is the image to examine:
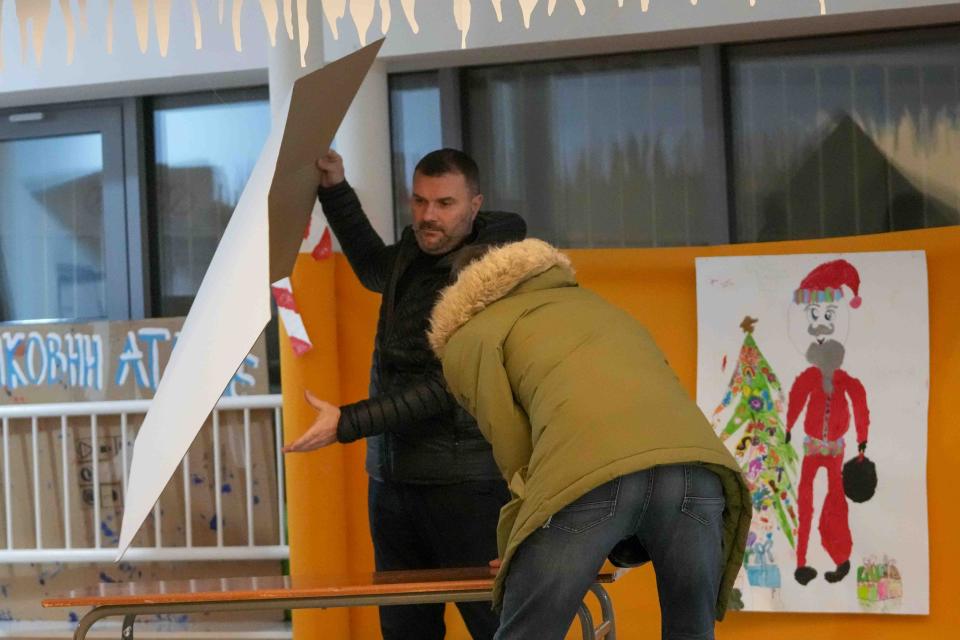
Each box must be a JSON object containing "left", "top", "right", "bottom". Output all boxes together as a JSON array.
[{"left": 843, "top": 455, "right": 877, "bottom": 503}]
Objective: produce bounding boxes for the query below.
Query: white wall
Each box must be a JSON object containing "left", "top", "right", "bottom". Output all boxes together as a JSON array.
[{"left": 0, "top": 0, "right": 271, "bottom": 107}]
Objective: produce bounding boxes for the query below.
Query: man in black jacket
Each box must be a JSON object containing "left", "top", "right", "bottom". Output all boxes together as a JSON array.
[{"left": 283, "top": 148, "right": 526, "bottom": 639}]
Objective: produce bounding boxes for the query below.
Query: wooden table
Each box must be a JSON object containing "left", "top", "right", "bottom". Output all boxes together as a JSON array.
[{"left": 43, "top": 567, "right": 618, "bottom": 639}]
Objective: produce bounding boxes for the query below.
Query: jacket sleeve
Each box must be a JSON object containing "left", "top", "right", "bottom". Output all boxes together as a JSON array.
[
  {"left": 335, "top": 374, "right": 456, "bottom": 443},
  {"left": 842, "top": 373, "right": 870, "bottom": 445},
  {"left": 317, "top": 180, "right": 398, "bottom": 293},
  {"left": 786, "top": 368, "right": 815, "bottom": 434},
  {"left": 442, "top": 331, "right": 533, "bottom": 557}
]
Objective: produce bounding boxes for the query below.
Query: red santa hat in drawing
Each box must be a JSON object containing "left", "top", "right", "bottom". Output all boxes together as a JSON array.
[{"left": 793, "top": 259, "right": 862, "bottom": 309}]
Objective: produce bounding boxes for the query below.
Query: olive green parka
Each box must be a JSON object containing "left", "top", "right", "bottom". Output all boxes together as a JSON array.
[{"left": 428, "top": 239, "right": 750, "bottom": 619}]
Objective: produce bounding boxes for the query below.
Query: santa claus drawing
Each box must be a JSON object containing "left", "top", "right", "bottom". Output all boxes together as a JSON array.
[{"left": 785, "top": 259, "right": 872, "bottom": 586}]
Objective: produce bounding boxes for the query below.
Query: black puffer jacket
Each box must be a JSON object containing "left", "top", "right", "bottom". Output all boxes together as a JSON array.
[{"left": 317, "top": 181, "right": 527, "bottom": 484}]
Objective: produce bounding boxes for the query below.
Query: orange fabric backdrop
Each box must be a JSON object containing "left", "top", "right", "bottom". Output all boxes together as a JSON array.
[{"left": 282, "top": 226, "right": 958, "bottom": 638}]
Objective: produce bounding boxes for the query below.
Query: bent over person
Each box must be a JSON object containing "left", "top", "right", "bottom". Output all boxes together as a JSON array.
[{"left": 427, "top": 239, "right": 751, "bottom": 640}]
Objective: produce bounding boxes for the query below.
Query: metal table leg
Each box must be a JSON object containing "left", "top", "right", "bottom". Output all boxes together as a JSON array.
[
  {"left": 590, "top": 584, "right": 616, "bottom": 639},
  {"left": 121, "top": 615, "right": 136, "bottom": 639},
  {"left": 574, "top": 584, "right": 617, "bottom": 640},
  {"left": 74, "top": 605, "right": 121, "bottom": 640},
  {"left": 577, "top": 602, "right": 597, "bottom": 640}
]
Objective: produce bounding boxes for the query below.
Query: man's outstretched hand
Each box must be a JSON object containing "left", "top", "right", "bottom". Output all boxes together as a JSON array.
[
  {"left": 316, "top": 149, "right": 346, "bottom": 189},
  {"left": 283, "top": 390, "right": 342, "bottom": 453}
]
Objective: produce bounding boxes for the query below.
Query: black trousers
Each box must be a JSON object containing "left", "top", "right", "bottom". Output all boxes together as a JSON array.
[{"left": 369, "top": 476, "right": 509, "bottom": 640}]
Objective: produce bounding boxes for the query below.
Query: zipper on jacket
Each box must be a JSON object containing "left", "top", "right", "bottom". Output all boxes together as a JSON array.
[{"left": 822, "top": 392, "right": 832, "bottom": 441}]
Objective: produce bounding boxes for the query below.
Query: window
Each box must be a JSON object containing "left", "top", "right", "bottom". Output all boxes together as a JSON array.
[
  {"left": 1, "top": 89, "right": 273, "bottom": 327},
  {"left": 465, "top": 51, "right": 707, "bottom": 248},
  {"left": 1, "top": 89, "right": 276, "bottom": 380},
  {"left": 389, "top": 72, "right": 443, "bottom": 231},
  {"left": 0, "top": 103, "right": 130, "bottom": 323},
  {"left": 729, "top": 29, "right": 960, "bottom": 242},
  {"left": 146, "top": 87, "right": 278, "bottom": 389},
  {"left": 389, "top": 26, "right": 960, "bottom": 249},
  {"left": 149, "top": 88, "right": 272, "bottom": 317}
]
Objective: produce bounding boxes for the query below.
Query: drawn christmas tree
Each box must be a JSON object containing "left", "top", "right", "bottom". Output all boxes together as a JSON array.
[{"left": 712, "top": 316, "right": 800, "bottom": 550}]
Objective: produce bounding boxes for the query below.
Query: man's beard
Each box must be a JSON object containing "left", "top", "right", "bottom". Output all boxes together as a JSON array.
[
  {"left": 414, "top": 225, "right": 450, "bottom": 253},
  {"left": 806, "top": 338, "right": 845, "bottom": 371}
]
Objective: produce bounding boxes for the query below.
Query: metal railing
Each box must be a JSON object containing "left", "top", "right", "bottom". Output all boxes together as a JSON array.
[{"left": 0, "top": 395, "right": 288, "bottom": 564}]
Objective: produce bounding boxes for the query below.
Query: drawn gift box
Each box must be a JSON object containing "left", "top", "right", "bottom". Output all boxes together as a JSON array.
[
  {"left": 888, "top": 563, "right": 902, "bottom": 581},
  {"left": 858, "top": 581, "right": 879, "bottom": 602},
  {"left": 745, "top": 543, "right": 781, "bottom": 589},
  {"left": 747, "top": 563, "right": 781, "bottom": 589},
  {"left": 879, "top": 577, "right": 903, "bottom": 600}
]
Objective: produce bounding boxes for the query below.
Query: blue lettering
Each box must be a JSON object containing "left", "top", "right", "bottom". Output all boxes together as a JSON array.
[
  {"left": 24, "top": 332, "right": 48, "bottom": 385},
  {"left": 2, "top": 333, "right": 27, "bottom": 390},
  {"left": 114, "top": 331, "right": 150, "bottom": 389},
  {"left": 65, "top": 334, "right": 84, "bottom": 387},
  {"left": 137, "top": 328, "right": 171, "bottom": 390},
  {"left": 46, "top": 334, "right": 66, "bottom": 385},
  {"left": 224, "top": 354, "right": 260, "bottom": 397},
  {"left": 87, "top": 335, "right": 104, "bottom": 391}
]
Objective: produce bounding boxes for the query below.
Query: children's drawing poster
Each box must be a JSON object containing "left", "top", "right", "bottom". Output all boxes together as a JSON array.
[{"left": 695, "top": 251, "right": 929, "bottom": 614}]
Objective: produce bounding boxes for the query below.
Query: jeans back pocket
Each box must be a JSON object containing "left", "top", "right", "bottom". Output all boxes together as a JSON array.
[
  {"left": 548, "top": 477, "right": 621, "bottom": 534},
  {"left": 680, "top": 496, "right": 725, "bottom": 526},
  {"left": 680, "top": 465, "right": 725, "bottom": 526}
]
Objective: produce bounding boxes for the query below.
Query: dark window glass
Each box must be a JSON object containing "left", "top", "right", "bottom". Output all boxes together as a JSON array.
[
  {"left": 464, "top": 51, "right": 707, "bottom": 248},
  {"left": 148, "top": 88, "right": 279, "bottom": 390},
  {"left": 151, "top": 89, "right": 271, "bottom": 315},
  {"left": 389, "top": 72, "right": 443, "bottom": 232},
  {"left": 0, "top": 104, "right": 128, "bottom": 323},
  {"left": 729, "top": 30, "right": 960, "bottom": 242}
]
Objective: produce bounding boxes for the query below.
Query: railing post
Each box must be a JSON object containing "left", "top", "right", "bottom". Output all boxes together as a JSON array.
[
  {"left": 243, "top": 409, "right": 254, "bottom": 546},
  {"left": 61, "top": 416, "right": 72, "bottom": 549},
  {"left": 32, "top": 417, "right": 42, "bottom": 549},
  {"left": 3, "top": 417, "right": 12, "bottom": 550},
  {"left": 212, "top": 411, "right": 224, "bottom": 548},
  {"left": 274, "top": 407, "right": 286, "bottom": 547},
  {"left": 91, "top": 415, "right": 100, "bottom": 549}
]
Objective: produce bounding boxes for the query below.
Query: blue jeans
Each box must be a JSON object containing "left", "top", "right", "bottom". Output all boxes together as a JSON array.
[{"left": 496, "top": 464, "right": 725, "bottom": 640}]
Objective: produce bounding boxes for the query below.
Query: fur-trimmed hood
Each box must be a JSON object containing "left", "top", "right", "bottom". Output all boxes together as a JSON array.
[{"left": 428, "top": 239, "right": 575, "bottom": 357}]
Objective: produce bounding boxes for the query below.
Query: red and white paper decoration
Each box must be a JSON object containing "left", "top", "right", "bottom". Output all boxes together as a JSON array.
[
  {"left": 302, "top": 212, "right": 333, "bottom": 261},
  {"left": 271, "top": 277, "right": 313, "bottom": 356},
  {"left": 271, "top": 213, "right": 334, "bottom": 357}
]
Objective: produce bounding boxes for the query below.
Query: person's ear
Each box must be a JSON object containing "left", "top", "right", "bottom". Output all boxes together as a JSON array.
[{"left": 471, "top": 192, "right": 484, "bottom": 217}]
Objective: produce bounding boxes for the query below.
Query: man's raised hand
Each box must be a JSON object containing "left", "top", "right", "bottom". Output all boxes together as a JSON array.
[{"left": 316, "top": 149, "right": 346, "bottom": 189}]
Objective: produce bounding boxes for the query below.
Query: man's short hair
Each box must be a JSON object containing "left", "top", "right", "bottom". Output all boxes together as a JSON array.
[{"left": 414, "top": 149, "right": 481, "bottom": 194}]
